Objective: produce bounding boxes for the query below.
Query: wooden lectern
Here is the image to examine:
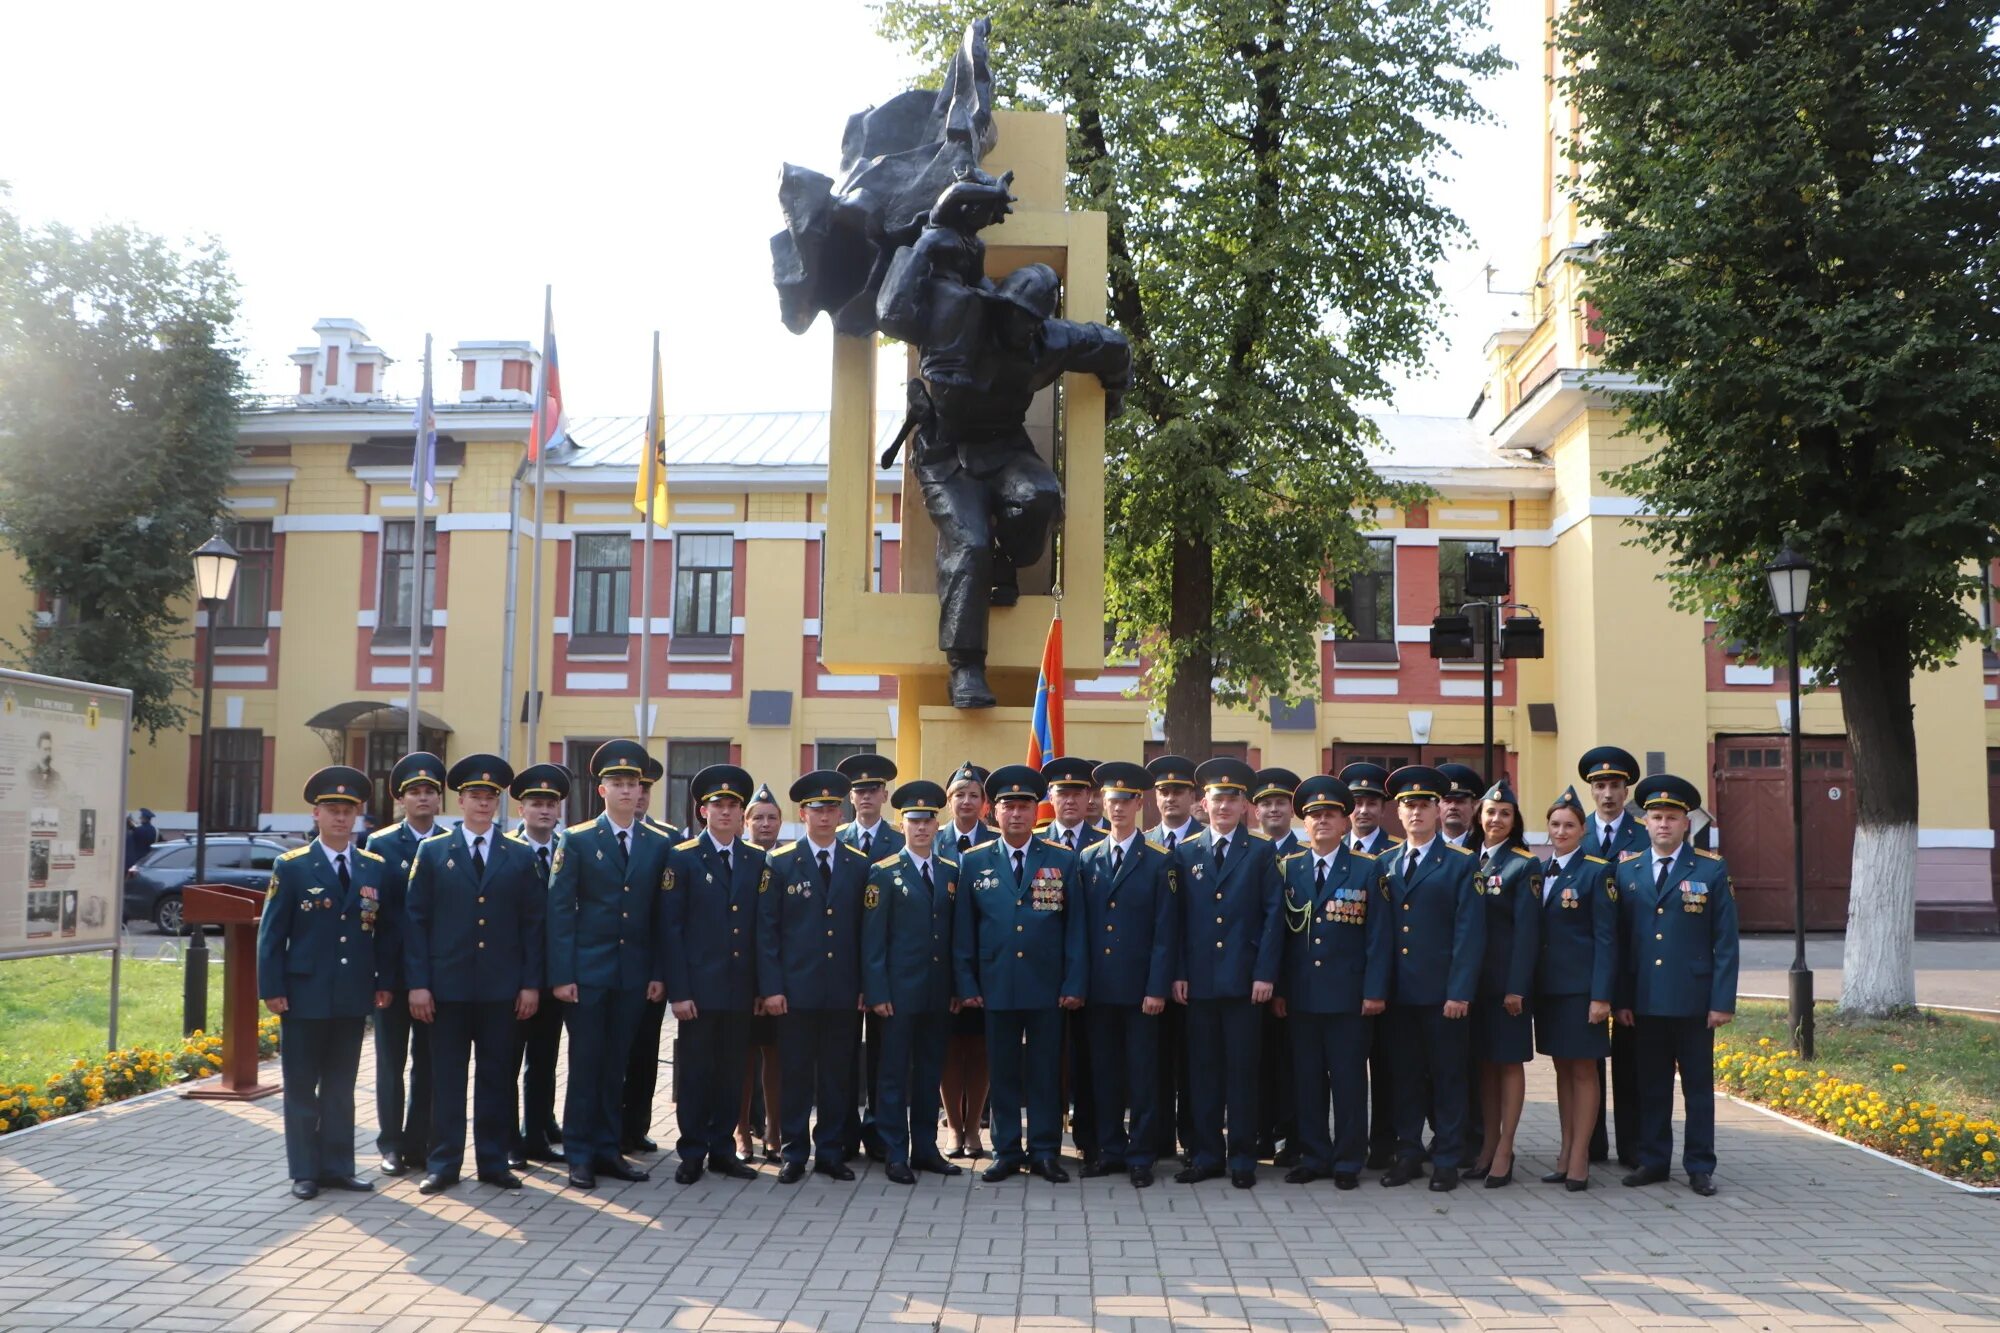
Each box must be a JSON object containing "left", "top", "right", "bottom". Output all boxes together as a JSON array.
[{"left": 181, "top": 883, "right": 281, "bottom": 1102}]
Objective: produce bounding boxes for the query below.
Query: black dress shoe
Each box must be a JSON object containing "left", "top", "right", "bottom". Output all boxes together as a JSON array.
[
  {"left": 814, "top": 1158, "right": 857, "bottom": 1182},
  {"left": 1365, "top": 1148, "right": 1396, "bottom": 1170},
  {"left": 1621, "top": 1165, "right": 1670, "bottom": 1187},
  {"left": 1483, "top": 1169, "right": 1513, "bottom": 1189},
  {"left": 1033, "top": 1157, "right": 1070, "bottom": 1183},
  {"left": 1283, "top": 1165, "right": 1323, "bottom": 1185},
  {"left": 1174, "top": 1164, "right": 1224, "bottom": 1184},
  {"left": 1565, "top": 1176, "right": 1590, "bottom": 1192},
  {"left": 1273, "top": 1146, "right": 1301, "bottom": 1168},
  {"left": 1079, "top": 1160, "right": 1119, "bottom": 1179},
  {"left": 981, "top": 1160, "right": 1022, "bottom": 1182},
  {"left": 290, "top": 1180, "right": 319, "bottom": 1200},
  {"left": 320, "top": 1174, "right": 374, "bottom": 1192},
  {"left": 1616, "top": 1153, "right": 1640, "bottom": 1168},
  {"left": 776, "top": 1161, "right": 806, "bottom": 1184},
  {"left": 567, "top": 1165, "right": 597, "bottom": 1189},
  {"left": 477, "top": 1171, "right": 524, "bottom": 1190},
  {"left": 1428, "top": 1167, "right": 1459, "bottom": 1192},
  {"left": 1687, "top": 1172, "right": 1717, "bottom": 1196},
  {"left": 1230, "top": 1169, "right": 1256, "bottom": 1189},
  {"left": 418, "top": 1173, "right": 457, "bottom": 1195},
  {"left": 675, "top": 1159, "right": 706, "bottom": 1185},
  {"left": 1539, "top": 1169, "right": 1568, "bottom": 1184},
  {"left": 597, "top": 1157, "right": 650, "bottom": 1182},
  {"left": 1462, "top": 1164, "right": 1489, "bottom": 1181},
  {"left": 1333, "top": 1173, "right": 1358, "bottom": 1190},
  {"left": 1129, "top": 1166, "right": 1154, "bottom": 1188},
  {"left": 506, "top": 1151, "right": 529, "bottom": 1171},
  {"left": 707, "top": 1155, "right": 757, "bottom": 1179},
  {"left": 912, "top": 1153, "right": 963, "bottom": 1177},
  {"left": 520, "top": 1142, "right": 565, "bottom": 1163},
  {"left": 885, "top": 1162, "right": 917, "bottom": 1185},
  {"left": 622, "top": 1136, "right": 659, "bottom": 1154},
  {"left": 1380, "top": 1160, "right": 1423, "bottom": 1187},
  {"left": 380, "top": 1152, "right": 408, "bottom": 1177}
]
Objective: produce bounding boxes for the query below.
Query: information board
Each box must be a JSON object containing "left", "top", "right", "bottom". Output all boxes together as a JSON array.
[{"left": 0, "top": 668, "right": 132, "bottom": 960}]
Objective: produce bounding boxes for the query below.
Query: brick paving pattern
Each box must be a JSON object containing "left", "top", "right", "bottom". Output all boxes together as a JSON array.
[{"left": 1, "top": 1029, "right": 1996, "bottom": 1332}]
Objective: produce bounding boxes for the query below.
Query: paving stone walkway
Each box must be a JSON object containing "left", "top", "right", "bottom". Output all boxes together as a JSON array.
[{"left": 1, "top": 1031, "right": 1996, "bottom": 1332}]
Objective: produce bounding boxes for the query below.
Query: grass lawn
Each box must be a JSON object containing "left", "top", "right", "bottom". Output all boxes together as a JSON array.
[
  {"left": 1718, "top": 998, "right": 1999, "bottom": 1182},
  {"left": 0, "top": 949, "right": 226, "bottom": 1088}
]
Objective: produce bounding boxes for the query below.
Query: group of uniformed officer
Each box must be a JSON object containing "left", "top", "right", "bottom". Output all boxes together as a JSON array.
[{"left": 257, "top": 737, "right": 1738, "bottom": 1201}]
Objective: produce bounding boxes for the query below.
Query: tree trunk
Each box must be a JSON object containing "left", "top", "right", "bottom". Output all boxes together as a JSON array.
[
  {"left": 1163, "top": 534, "right": 1214, "bottom": 756},
  {"left": 1836, "top": 615, "right": 1921, "bottom": 1017}
]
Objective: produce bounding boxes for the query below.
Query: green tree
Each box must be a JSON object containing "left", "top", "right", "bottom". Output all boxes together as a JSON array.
[
  {"left": 877, "top": 1, "right": 1503, "bottom": 750},
  {"left": 1557, "top": 3, "right": 2000, "bottom": 1014},
  {"left": 0, "top": 200, "right": 244, "bottom": 738}
]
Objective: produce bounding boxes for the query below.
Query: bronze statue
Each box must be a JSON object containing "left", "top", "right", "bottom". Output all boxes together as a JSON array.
[{"left": 772, "top": 23, "right": 1131, "bottom": 709}]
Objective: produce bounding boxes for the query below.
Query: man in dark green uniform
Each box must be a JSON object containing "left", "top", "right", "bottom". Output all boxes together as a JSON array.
[
  {"left": 258, "top": 766, "right": 391, "bottom": 1200},
  {"left": 836, "top": 753, "right": 901, "bottom": 1162},
  {"left": 1580, "top": 744, "right": 1648, "bottom": 1166},
  {"left": 506, "top": 762, "right": 570, "bottom": 1167},
  {"left": 621, "top": 752, "right": 682, "bottom": 1154},
  {"left": 367, "top": 751, "right": 446, "bottom": 1177}
]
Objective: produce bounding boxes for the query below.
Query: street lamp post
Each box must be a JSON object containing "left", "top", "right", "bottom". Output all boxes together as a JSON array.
[
  {"left": 1766, "top": 542, "right": 1815, "bottom": 1059},
  {"left": 184, "top": 534, "right": 241, "bottom": 1038},
  {"left": 1429, "top": 551, "right": 1544, "bottom": 780}
]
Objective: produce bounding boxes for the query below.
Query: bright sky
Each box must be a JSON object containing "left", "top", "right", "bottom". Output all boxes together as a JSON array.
[{"left": 1, "top": 2, "right": 1543, "bottom": 422}]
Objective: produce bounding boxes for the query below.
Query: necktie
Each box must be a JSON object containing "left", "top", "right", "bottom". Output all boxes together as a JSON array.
[
  {"left": 617, "top": 829, "right": 629, "bottom": 865},
  {"left": 817, "top": 848, "right": 832, "bottom": 886},
  {"left": 861, "top": 830, "right": 873, "bottom": 856},
  {"left": 1315, "top": 859, "right": 1328, "bottom": 895},
  {"left": 1012, "top": 848, "right": 1025, "bottom": 880},
  {"left": 1403, "top": 848, "right": 1419, "bottom": 881},
  {"left": 1112, "top": 843, "right": 1124, "bottom": 876},
  {"left": 922, "top": 860, "right": 935, "bottom": 894},
  {"left": 1214, "top": 837, "right": 1229, "bottom": 870},
  {"left": 1065, "top": 828, "right": 1077, "bottom": 852},
  {"left": 719, "top": 847, "right": 732, "bottom": 879},
  {"left": 334, "top": 851, "right": 350, "bottom": 893},
  {"left": 1603, "top": 823, "right": 1615, "bottom": 851},
  {"left": 472, "top": 834, "right": 485, "bottom": 877},
  {"left": 537, "top": 845, "right": 551, "bottom": 876},
  {"left": 1657, "top": 855, "right": 1671, "bottom": 893},
  {"left": 1353, "top": 836, "right": 1365, "bottom": 852},
  {"left": 1165, "top": 830, "right": 1178, "bottom": 852}
]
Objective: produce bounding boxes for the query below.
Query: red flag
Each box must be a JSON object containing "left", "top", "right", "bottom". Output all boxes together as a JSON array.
[
  {"left": 1026, "top": 604, "right": 1064, "bottom": 768},
  {"left": 528, "top": 290, "right": 567, "bottom": 461}
]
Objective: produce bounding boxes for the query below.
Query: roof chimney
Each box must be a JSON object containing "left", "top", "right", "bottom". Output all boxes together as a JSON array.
[
  {"left": 290, "top": 318, "right": 390, "bottom": 402},
  {"left": 450, "top": 340, "right": 539, "bottom": 404}
]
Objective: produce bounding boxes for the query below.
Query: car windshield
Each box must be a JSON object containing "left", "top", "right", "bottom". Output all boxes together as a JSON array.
[{"left": 145, "top": 845, "right": 198, "bottom": 870}]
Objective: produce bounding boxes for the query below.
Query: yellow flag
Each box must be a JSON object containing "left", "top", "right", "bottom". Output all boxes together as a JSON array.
[{"left": 634, "top": 333, "right": 670, "bottom": 526}]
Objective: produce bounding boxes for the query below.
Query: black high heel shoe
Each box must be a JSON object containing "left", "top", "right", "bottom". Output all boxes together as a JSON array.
[
  {"left": 1539, "top": 1169, "right": 1568, "bottom": 1184},
  {"left": 1483, "top": 1169, "right": 1513, "bottom": 1189},
  {"left": 1462, "top": 1164, "right": 1490, "bottom": 1181},
  {"left": 1564, "top": 1176, "right": 1590, "bottom": 1192}
]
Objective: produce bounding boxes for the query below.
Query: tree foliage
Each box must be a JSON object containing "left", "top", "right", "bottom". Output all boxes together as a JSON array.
[
  {"left": 0, "top": 199, "right": 244, "bottom": 737},
  {"left": 877, "top": 0, "right": 1502, "bottom": 748}
]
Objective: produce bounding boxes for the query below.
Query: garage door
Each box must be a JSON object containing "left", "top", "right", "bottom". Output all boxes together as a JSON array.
[{"left": 1713, "top": 735, "right": 1855, "bottom": 931}]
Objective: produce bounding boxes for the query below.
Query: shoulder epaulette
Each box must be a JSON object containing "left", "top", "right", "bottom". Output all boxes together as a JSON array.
[
  {"left": 504, "top": 829, "right": 531, "bottom": 845},
  {"left": 355, "top": 848, "right": 384, "bottom": 863},
  {"left": 1693, "top": 847, "right": 1721, "bottom": 860},
  {"left": 1040, "top": 836, "right": 1065, "bottom": 849},
  {"left": 1353, "top": 849, "right": 1378, "bottom": 861},
  {"left": 567, "top": 820, "right": 598, "bottom": 835},
  {"left": 1279, "top": 849, "right": 1306, "bottom": 863},
  {"left": 874, "top": 852, "right": 902, "bottom": 868},
  {"left": 1387, "top": 836, "right": 1406, "bottom": 846},
  {"left": 839, "top": 841, "right": 867, "bottom": 859},
  {"left": 370, "top": 821, "right": 403, "bottom": 840},
  {"left": 1620, "top": 850, "right": 1642, "bottom": 862},
  {"left": 1582, "top": 854, "right": 1609, "bottom": 865},
  {"left": 1445, "top": 842, "right": 1473, "bottom": 856},
  {"left": 676, "top": 836, "right": 703, "bottom": 851},
  {"left": 278, "top": 845, "right": 311, "bottom": 861},
  {"left": 1512, "top": 846, "right": 1538, "bottom": 859},
  {"left": 936, "top": 854, "right": 959, "bottom": 868},
  {"left": 1246, "top": 828, "right": 1271, "bottom": 841},
  {"left": 771, "top": 840, "right": 798, "bottom": 856}
]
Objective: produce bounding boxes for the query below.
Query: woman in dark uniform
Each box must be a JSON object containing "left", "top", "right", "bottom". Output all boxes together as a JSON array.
[
  {"left": 1534, "top": 786, "right": 1617, "bottom": 1189},
  {"left": 737, "top": 785, "right": 785, "bottom": 1161},
  {"left": 1466, "top": 779, "right": 1541, "bottom": 1188}
]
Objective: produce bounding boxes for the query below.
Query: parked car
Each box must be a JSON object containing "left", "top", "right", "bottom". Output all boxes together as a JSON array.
[{"left": 124, "top": 834, "right": 309, "bottom": 935}]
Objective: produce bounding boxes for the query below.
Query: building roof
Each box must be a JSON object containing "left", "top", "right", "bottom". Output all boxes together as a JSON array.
[{"left": 561, "top": 411, "right": 906, "bottom": 470}]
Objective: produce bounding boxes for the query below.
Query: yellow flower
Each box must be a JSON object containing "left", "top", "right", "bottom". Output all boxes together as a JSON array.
[
  {"left": 1891, "top": 1064, "right": 1906, "bottom": 1073},
  {"left": 1758, "top": 1037, "right": 1772, "bottom": 1047},
  {"left": 1978, "top": 1133, "right": 1991, "bottom": 1146},
  {"left": 1985, "top": 1152, "right": 1997, "bottom": 1165}
]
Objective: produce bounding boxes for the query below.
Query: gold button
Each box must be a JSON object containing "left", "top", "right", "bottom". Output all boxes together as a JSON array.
[
  {"left": 1105, "top": 947, "right": 1112, "bottom": 955},
  {"left": 1017, "top": 951, "right": 1025, "bottom": 958},
  {"left": 733, "top": 927, "right": 741, "bottom": 935},
  {"left": 1214, "top": 893, "right": 1222, "bottom": 901},
  {"left": 479, "top": 919, "right": 486, "bottom": 926},
  {"left": 827, "top": 951, "right": 834, "bottom": 958},
  {"left": 1017, "top": 925, "right": 1024, "bottom": 932},
  {"left": 1655, "top": 933, "right": 1663, "bottom": 940},
  {"left": 1402, "top": 925, "right": 1410, "bottom": 933},
  {"left": 1655, "top": 959, "right": 1663, "bottom": 966},
  {"left": 339, "top": 936, "right": 346, "bottom": 943},
  {"left": 1105, "top": 925, "right": 1113, "bottom": 932},
  {"left": 826, "top": 929, "right": 834, "bottom": 937},
  {"left": 1403, "top": 903, "right": 1411, "bottom": 911},
  {"left": 732, "top": 905, "right": 739, "bottom": 913},
  {"left": 623, "top": 912, "right": 629, "bottom": 919},
  {"left": 733, "top": 951, "right": 741, "bottom": 958},
  {"left": 1315, "top": 960, "right": 1322, "bottom": 967},
  {"left": 1215, "top": 941, "right": 1223, "bottom": 949},
  {"left": 1656, "top": 907, "right": 1664, "bottom": 915},
  {"left": 1401, "top": 947, "right": 1409, "bottom": 955},
  {"left": 1216, "top": 916, "right": 1224, "bottom": 924},
  {"left": 826, "top": 908, "right": 833, "bottom": 916},
  {"left": 478, "top": 942, "right": 486, "bottom": 950},
  {"left": 477, "top": 896, "right": 486, "bottom": 904}
]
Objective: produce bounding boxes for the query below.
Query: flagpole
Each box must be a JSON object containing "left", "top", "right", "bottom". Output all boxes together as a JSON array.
[
  {"left": 407, "top": 332, "right": 431, "bottom": 755},
  {"left": 638, "top": 331, "right": 659, "bottom": 753},
  {"left": 524, "top": 286, "right": 552, "bottom": 768},
  {"left": 498, "top": 463, "right": 523, "bottom": 764}
]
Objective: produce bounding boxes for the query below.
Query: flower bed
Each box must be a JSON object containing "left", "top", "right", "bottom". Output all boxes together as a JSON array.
[
  {"left": 1716, "top": 1034, "right": 1999, "bottom": 1184},
  {"left": 0, "top": 1017, "right": 280, "bottom": 1136}
]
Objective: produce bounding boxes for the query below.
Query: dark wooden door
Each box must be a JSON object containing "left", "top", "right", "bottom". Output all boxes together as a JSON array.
[
  {"left": 1987, "top": 749, "right": 2000, "bottom": 918},
  {"left": 1714, "top": 735, "right": 1854, "bottom": 931}
]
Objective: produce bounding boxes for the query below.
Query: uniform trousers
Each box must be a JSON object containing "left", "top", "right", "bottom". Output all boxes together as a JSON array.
[
  {"left": 847, "top": 1009, "right": 887, "bottom": 1157},
  {"left": 986, "top": 1007, "right": 1064, "bottom": 1164},
  {"left": 1258, "top": 1006, "right": 1295, "bottom": 1155},
  {"left": 279, "top": 1015, "right": 365, "bottom": 1181},
  {"left": 1367, "top": 1020, "right": 1398, "bottom": 1161},
  {"left": 428, "top": 999, "right": 517, "bottom": 1178},
  {"left": 1288, "top": 1011, "right": 1374, "bottom": 1175},
  {"left": 675, "top": 1008, "right": 750, "bottom": 1164},
  {"left": 1592, "top": 1022, "right": 1641, "bottom": 1161},
  {"left": 779, "top": 1008, "right": 860, "bottom": 1166},
  {"left": 1635, "top": 1014, "right": 1717, "bottom": 1174},
  {"left": 562, "top": 985, "right": 646, "bottom": 1168},
  {"left": 1067, "top": 1007, "right": 1099, "bottom": 1162},
  {"left": 1184, "top": 997, "right": 1262, "bottom": 1173},
  {"left": 1385, "top": 1003, "right": 1470, "bottom": 1169},
  {"left": 510, "top": 995, "right": 565, "bottom": 1152},
  {"left": 621, "top": 997, "right": 669, "bottom": 1146},
  {"left": 371, "top": 996, "right": 431, "bottom": 1161},
  {"left": 1153, "top": 1002, "right": 1195, "bottom": 1159},
  {"left": 1085, "top": 1004, "right": 1160, "bottom": 1169},
  {"left": 876, "top": 1009, "right": 951, "bottom": 1165}
]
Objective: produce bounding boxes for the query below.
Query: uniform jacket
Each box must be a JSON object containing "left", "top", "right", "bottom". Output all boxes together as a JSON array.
[
  {"left": 1351, "top": 826, "right": 1402, "bottom": 858},
  {"left": 660, "top": 833, "right": 765, "bottom": 1012},
  {"left": 953, "top": 835, "right": 1087, "bottom": 1010},
  {"left": 365, "top": 819, "right": 445, "bottom": 990},
  {"left": 1276, "top": 846, "right": 1391, "bottom": 1014},
  {"left": 1145, "top": 820, "right": 1204, "bottom": 853},
  {"left": 1472, "top": 843, "right": 1544, "bottom": 1000},
  {"left": 837, "top": 819, "right": 904, "bottom": 861},
  {"left": 1382, "top": 839, "right": 1484, "bottom": 1006},
  {"left": 937, "top": 821, "right": 996, "bottom": 863},
  {"left": 1536, "top": 849, "right": 1618, "bottom": 1001},
  {"left": 1269, "top": 829, "right": 1303, "bottom": 859},
  {"left": 1042, "top": 821, "right": 1107, "bottom": 856},
  {"left": 546, "top": 814, "right": 672, "bottom": 992},
  {"left": 1614, "top": 845, "right": 1740, "bottom": 1017},
  {"left": 1174, "top": 827, "right": 1284, "bottom": 1001},
  {"left": 405, "top": 825, "right": 546, "bottom": 1003},
  {"left": 257, "top": 841, "right": 390, "bottom": 1019},
  {"left": 1078, "top": 832, "right": 1178, "bottom": 1006},
  {"left": 758, "top": 836, "right": 871, "bottom": 1009},
  {"left": 505, "top": 828, "right": 560, "bottom": 882},
  {"left": 860, "top": 848, "right": 957, "bottom": 1013},
  {"left": 1593, "top": 812, "right": 1649, "bottom": 862}
]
